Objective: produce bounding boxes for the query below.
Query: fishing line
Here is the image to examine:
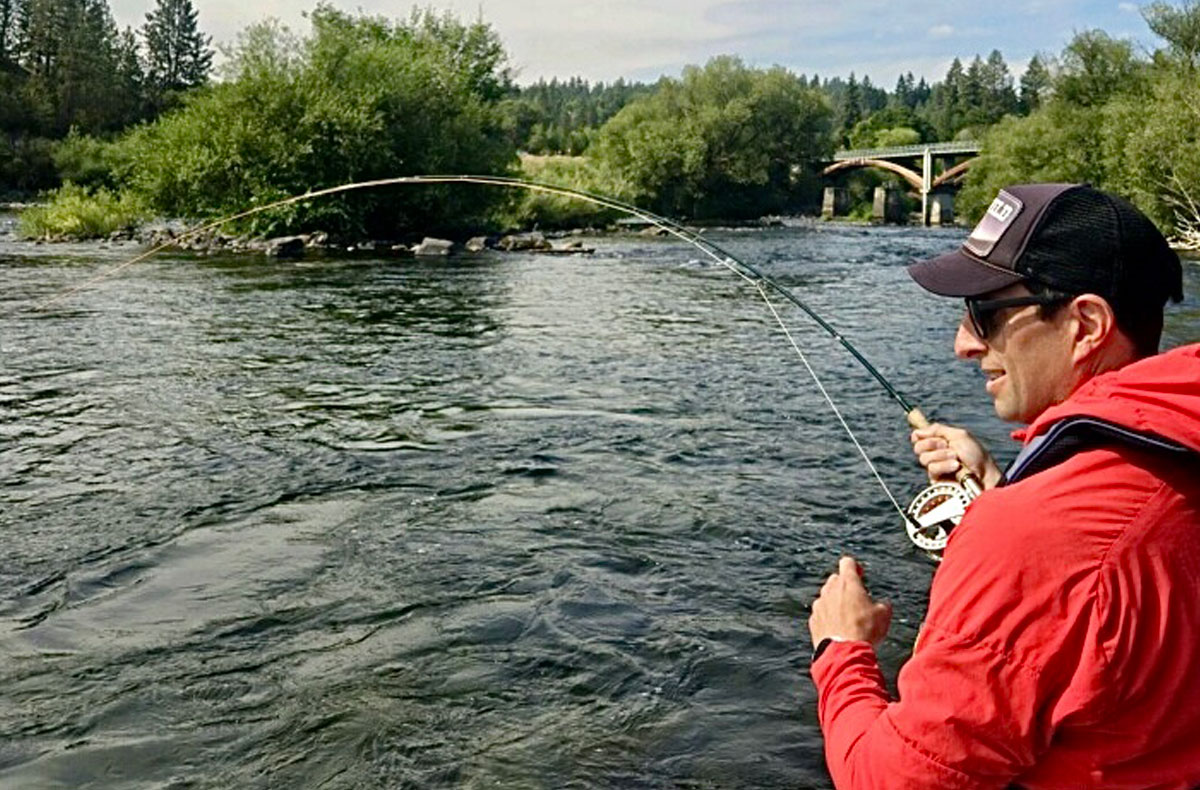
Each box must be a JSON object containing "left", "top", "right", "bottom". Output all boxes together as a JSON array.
[
  {"left": 30, "top": 174, "right": 949, "bottom": 533},
  {"left": 756, "top": 284, "right": 910, "bottom": 522}
]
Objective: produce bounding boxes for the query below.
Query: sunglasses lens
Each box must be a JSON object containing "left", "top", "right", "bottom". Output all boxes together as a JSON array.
[{"left": 967, "top": 300, "right": 990, "bottom": 338}]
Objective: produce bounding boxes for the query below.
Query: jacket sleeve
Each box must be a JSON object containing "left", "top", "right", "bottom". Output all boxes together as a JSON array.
[
  {"left": 809, "top": 489, "right": 1087, "bottom": 788},
  {"left": 811, "top": 625, "right": 1046, "bottom": 789}
]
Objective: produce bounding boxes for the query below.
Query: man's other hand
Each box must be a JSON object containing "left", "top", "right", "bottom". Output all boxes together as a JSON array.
[{"left": 809, "top": 556, "right": 892, "bottom": 647}]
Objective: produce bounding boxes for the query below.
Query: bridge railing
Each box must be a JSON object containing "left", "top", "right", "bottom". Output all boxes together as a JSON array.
[{"left": 832, "top": 141, "right": 980, "bottom": 161}]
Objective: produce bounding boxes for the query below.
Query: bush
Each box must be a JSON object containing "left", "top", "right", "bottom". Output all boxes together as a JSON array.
[
  {"left": 498, "top": 154, "right": 634, "bottom": 229},
  {"left": 52, "top": 129, "right": 125, "bottom": 190},
  {"left": 590, "top": 56, "right": 833, "bottom": 219},
  {"left": 957, "top": 102, "right": 1107, "bottom": 222},
  {"left": 0, "top": 135, "right": 59, "bottom": 193},
  {"left": 19, "top": 183, "right": 148, "bottom": 240},
  {"left": 108, "top": 6, "right": 518, "bottom": 238}
]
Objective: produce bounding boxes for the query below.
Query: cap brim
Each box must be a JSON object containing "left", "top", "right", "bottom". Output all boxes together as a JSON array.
[{"left": 906, "top": 249, "right": 1025, "bottom": 297}]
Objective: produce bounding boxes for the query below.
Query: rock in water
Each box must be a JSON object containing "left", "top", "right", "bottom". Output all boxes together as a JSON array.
[
  {"left": 465, "top": 236, "right": 489, "bottom": 253},
  {"left": 266, "top": 236, "right": 306, "bottom": 259},
  {"left": 414, "top": 237, "right": 454, "bottom": 256},
  {"left": 497, "top": 232, "right": 551, "bottom": 251}
]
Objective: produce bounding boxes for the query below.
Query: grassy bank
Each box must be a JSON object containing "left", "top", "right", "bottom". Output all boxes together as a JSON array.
[{"left": 19, "top": 184, "right": 147, "bottom": 240}]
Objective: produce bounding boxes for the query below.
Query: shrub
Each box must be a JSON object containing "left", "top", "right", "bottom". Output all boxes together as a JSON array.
[
  {"left": 590, "top": 56, "right": 833, "bottom": 219},
  {"left": 109, "top": 7, "right": 518, "bottom": 238},
  {"left": 19, "top": 183, "right": 148, "bottom": 240},
  {"left": 499, "top": 154, "right": 635, "bottom": 229}
]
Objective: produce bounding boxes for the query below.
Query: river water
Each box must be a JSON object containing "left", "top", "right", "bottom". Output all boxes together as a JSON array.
[{"left": 1, "top": 216, "right": 1197, "bottom": 789}]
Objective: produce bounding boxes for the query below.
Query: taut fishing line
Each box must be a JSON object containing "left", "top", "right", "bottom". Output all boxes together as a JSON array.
[{"left": 30, "top": 174, "right": 980, "bottom": 556}]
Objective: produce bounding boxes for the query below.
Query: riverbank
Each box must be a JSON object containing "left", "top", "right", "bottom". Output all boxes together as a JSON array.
[{"left": 10, "top": 208, "right": 847, "bottom": 260}]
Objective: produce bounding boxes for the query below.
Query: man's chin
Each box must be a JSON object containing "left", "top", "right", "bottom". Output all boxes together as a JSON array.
[{"left": 991, "top": 396, "right": 1019, "bottom": 423}]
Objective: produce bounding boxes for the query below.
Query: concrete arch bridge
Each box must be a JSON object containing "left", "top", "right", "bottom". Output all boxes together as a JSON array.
[{"left": 820, "top": 141, "right": 980, "bottom": 225}]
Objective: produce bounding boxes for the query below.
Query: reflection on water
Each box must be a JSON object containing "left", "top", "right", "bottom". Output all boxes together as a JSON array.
[{"left": 1, "top": 225, "right": 1197, "bottom": 788}]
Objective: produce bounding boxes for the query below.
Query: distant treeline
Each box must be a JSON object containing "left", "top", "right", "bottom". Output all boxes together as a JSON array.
[
  {"left": 12, "top": 1, "right": 1200, "bottom": 249},
  {"left": 502, "top": 78, "right": 654, "bottom": 155},
  {"left": 504, "top": 50, "right": 1048, "bottom": 156}
]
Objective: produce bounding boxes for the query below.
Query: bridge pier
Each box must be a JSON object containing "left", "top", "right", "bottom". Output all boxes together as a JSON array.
[
  {"left": 872, "top": 187, "right": 905, "bottom": 223},
  {"left": 928, "top": 193, "right": 955, "bottom": 225},
  {"left": 821, "top": 187, "right": 849, "bottom": 219}
]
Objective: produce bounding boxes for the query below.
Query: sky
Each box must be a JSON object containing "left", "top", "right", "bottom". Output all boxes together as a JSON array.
[{"left": 109, "top": 0, "right": 1162, "bottom": 87}]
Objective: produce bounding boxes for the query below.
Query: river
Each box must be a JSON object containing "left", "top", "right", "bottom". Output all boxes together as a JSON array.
[{"left": 1, "top": 217, "right": 1197, "bottom": 789}]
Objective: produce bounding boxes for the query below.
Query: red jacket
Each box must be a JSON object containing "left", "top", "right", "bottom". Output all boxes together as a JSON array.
[{"left": 812, "top": 343, "right": 1200, "bottom": 789}]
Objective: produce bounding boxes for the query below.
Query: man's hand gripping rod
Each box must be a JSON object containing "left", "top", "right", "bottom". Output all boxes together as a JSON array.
[{"left": 904, "top": 408, "right": 983, "bottom": 558}]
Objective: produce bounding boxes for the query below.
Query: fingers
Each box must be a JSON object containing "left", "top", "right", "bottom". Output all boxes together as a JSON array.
[
  {"left": 919, "top": 448, "right": 963, "bottom": 480},
  {"left": 808, "top": 557, "right": 893, "bottom": 646}
]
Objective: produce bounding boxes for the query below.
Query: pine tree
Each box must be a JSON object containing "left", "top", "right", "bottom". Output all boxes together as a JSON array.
[
  {"left": 961, "top": 55, "right": 986, "bottom": 125},
  {"left": 982, "top": 50, "right": 1019, "bottom": 120},
  {"left": 1019, "top": 54, "right": 1052, "bottom": 113},
  {"left": 913, "top": 77, "right": 931, "bottom": 106},
  {"left": 0, "top": 0, "right": 19, "bottom": 64},
  {"left": 14, "top": 0, "right": 135, "bottom": 133},
  {"left": 142, "top": 0, "right": 211, "bottom": 101},
  {"left": 840, "top": 72, "right": 862, "bottom": 140},
  {"left": 929, "top": 58, "right": 965, "bottom": 139}
]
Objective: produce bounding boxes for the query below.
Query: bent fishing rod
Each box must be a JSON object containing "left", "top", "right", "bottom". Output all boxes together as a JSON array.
[{"left": 33, "top": 174, "right": 981, "bottom": 556}]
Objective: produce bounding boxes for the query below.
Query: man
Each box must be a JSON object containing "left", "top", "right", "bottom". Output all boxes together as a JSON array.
[{"left": 807, "top": 183, "right": 1200, "bottom": 788}]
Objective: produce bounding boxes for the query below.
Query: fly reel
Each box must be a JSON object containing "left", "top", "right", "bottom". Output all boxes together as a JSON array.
[{"left": 905, "top": 482, "right": 975, "bottom": 557}]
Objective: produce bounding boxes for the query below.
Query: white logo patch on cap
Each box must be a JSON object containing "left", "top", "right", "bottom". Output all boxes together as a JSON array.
[{"left": 964, "top": 190, "right": 1023, "bottom": 258}]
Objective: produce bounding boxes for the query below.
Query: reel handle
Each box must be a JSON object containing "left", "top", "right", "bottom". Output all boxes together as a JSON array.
[{"left": 906, "top": 407, "right": 984, "bottom": 498}]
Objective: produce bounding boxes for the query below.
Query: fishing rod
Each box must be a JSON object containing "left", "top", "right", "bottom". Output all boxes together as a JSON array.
[{"left": 32, "top": 174, "right": 981, "bottom": 556}]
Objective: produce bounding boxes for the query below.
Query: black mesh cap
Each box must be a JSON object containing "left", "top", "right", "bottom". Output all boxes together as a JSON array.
[{"left": 908, "top": 184, "right": 1184, "bottom": 313}]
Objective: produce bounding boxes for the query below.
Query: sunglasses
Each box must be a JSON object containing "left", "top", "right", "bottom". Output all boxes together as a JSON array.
[{"left": 964, "top": 293, "right": 1073, "bottom": 339}]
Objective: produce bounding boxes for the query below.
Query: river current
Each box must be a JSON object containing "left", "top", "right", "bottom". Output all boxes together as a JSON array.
[{"left": 1, "top": 217, "right": 1197, "bottom": 789}]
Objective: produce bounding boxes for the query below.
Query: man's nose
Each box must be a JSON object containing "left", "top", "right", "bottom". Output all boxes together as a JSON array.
[{"left": 954, "top": 317, "right": 986, "bottom": 359}]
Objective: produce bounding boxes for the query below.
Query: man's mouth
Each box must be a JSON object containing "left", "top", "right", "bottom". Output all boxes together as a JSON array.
[{"left": 983, "top": 368, "right": 1005, "bottom": 395}]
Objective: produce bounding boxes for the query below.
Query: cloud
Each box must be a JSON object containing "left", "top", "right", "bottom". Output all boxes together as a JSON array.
[
  {"left": 1118, "top": 2, "right": 1138, "bottom": 11},
  {"left": 107, "top": 0, "right": 1159, "bottom": 86}
]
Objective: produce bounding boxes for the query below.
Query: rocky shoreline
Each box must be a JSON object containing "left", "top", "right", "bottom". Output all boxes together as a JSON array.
[
  {"left": 121, "top": 226, "right": 609, "bottom": 259},
  {"left": 121, "top": 214, "right": 807, "bottom": 259},
  {"left": 7, "top": 210, "right": 823, "bottom": 257}
]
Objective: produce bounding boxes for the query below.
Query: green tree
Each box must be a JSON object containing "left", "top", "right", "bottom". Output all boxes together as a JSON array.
[
  {"left": 142, "top": 0, "right": 211, "bottom": 105},
  {"left": 924, "top": 57, "right": 964, "bottom": 139},
  {"left": 960, "top": 56, "right": 986, "bottom": 125},
  {"left": 982, "top": 50, "right": 1019, "bottom": 119},
  {"left": 839, "top": 72, "right": 863, "bottom": 140},
  {"left": 959, "top": 17, "right": 1200, "bottom": 243},
  {"left": 1143, "top": 0, "right": 1200, "bottom": 71},
  {"left": 1102, "top": 71, "right": 1200, "bottom": 242},
  {"left": 0, "top": 0, "right": 18, "bottom": 63},
  {"left": 958, "top": 101, "right": 1108, "bottom": 220},
  {"left": 15, "top": 0, "right": 139, "bottom": 134},
  {"left": 591, "top": 56, "right": 832, "bottom": 218},
  {"left": 1055, "top": 30, "right": 1145, "bottom": 106},
  {"left": 848, "top": 106, "right": 933, "bottom": 147},
  {"left": 1019, "top": 54, "right": 1052, "bottom": 113},
  {"left": 109, "top": 6, "right": 517, "bottom": 237}
]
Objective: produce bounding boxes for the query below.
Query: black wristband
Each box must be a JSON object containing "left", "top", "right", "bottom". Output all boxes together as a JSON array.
[{"left": 811, "top": 636, "right": 835, "bottom": 664}]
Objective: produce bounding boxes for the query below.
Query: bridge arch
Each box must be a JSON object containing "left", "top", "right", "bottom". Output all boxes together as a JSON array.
[
  {"left": 820, "top": 158, "right": 923, "bottom": 191},
  {"left": 820, "top": 157, "right": 977, "bottom": 190}
]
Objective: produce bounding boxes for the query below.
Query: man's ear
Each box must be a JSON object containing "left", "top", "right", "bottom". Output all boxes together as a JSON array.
[{"left": 1068, "top": 294, "right": 1117, "bottom": 365}]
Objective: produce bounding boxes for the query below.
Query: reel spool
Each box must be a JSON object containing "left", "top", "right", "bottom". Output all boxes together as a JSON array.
[{"left": 905, "top": 482, "right": 974, "bottom": 557}]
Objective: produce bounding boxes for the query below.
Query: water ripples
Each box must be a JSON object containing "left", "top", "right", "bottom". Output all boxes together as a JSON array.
[{"left": 1, "top": 225, "right": 1196, "bottom": 788}]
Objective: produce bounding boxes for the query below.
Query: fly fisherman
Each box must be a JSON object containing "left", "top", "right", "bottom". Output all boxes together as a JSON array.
[{"left": 807, "top": 183, "right": 1200, "bottom": 788}]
